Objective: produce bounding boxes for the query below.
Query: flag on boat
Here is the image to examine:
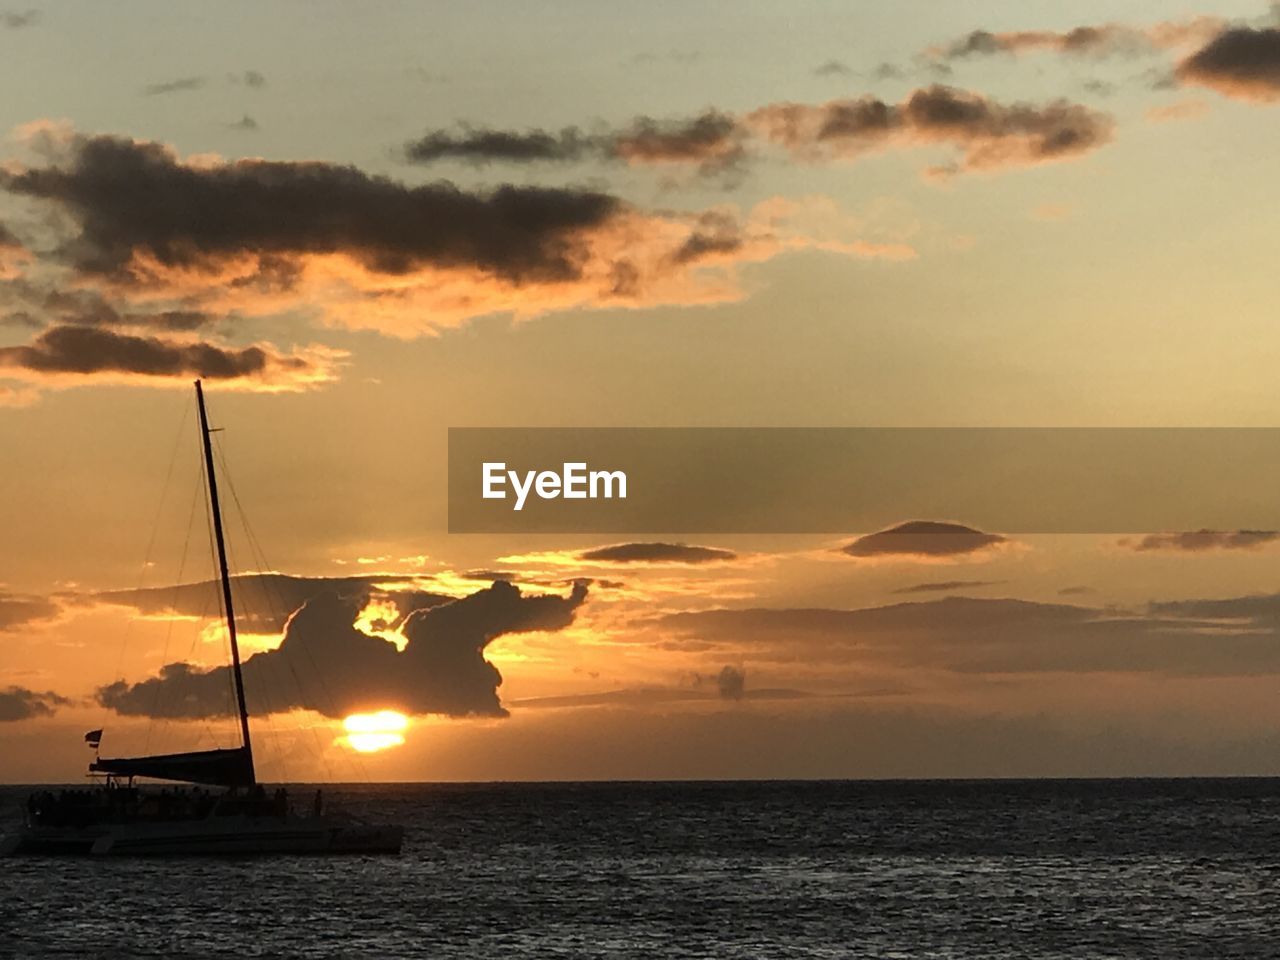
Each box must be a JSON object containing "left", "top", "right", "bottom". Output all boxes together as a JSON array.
[{"left": 84, "top": 729, "right": 103, "bottom": 748}]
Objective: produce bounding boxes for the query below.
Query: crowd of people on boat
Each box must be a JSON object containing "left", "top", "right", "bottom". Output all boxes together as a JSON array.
[{"left": 25, "top": 783, "right": 318, "bottom": 828}]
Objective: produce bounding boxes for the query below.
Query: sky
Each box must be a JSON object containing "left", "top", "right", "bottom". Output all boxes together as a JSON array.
[{"left": 3, "top": 1, "right": 1280, "bottom": 782}]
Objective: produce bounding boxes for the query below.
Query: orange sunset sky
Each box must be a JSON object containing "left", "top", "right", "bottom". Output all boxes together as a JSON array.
[{"left": 4, "top": 1, "right": 1280, "bottom": 782}]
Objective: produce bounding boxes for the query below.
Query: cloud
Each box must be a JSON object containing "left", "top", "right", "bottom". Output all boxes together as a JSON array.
[
  {"left": 1, "top": 130, "right": 914, "bottom": 336},
  {"left": 2, "top": 133, "right": 621, "bottom": 284},
  {"left": 142, "top": 76, "right": 207, "bottom": 96},
  {"left": 509, "top": 680, "right": 805, "bottom": 710},
  {"left": 578, "top": 542, "right": 738, "bottom": 565},
  {"left": 814, "top": 60, "right": 853, "bottom": 77},
  {"left": 657, "top": 594, "right": 1280, "bottom": 677},
  {"left": 1149, "top": 591, "right": 1280, "bottom": 622},
  {"left": 1126, "top": 530, "right": 1280, "bottom": 552},
  {"left": 0, "top": 325, "right": 339, "bottom": 390},
  {"left": 1, "top": 9, "right": 37, "bottom": 28},
  {"left": 0, "top": 686, "right": 69, "bottom": 721},
  {"left": 405, "top": 126, "right": 597, "bottom": 165},
  {"left": 408, "top": 91, "right": 1106, "bottom": 181},
  {"left": 746, "top": 85, "right": 1113, "bottom": 177},
  {"left": 610, "top": 110, "right": 745, "bottom": 172},
  {"left": 1177, "top": 27, "right": 1280, "bottom": 102},
  {"left": 891, "top": 579, "right": 1004, "bottom": 594},
  {"left": 97, "top": 580, "right": 588, "bottom": 719},
  {"left": 234, "top": 70, "right": 266, "bottom": 88},
  {"left": 716, "top": 664, "right": 746, "bottom": 700},
  {"left": 230, "top": 115, "right": 259, "bottom": 132},
  {"left": 9, "top": 287, "right": 216, "bottom": 331},
  {"left": 93, "top": 572, "right": 451, "bottom": 634},
  {"left": 929, "top": 17, "right": 1224, "bottom": 61},
  {"left": 405, "top": 110, "right": 745, "bottom": 175},
  {"left": 0, "top": 590, "right": 59, "bottom": 630},
  {"left": 841, "top": 521, "right": 1008, "bottom": 559}
]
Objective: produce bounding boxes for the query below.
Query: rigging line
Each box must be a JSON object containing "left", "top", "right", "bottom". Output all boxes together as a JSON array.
[
  {"left": 214, "top": 457, "right": 343, "bottom": 784},
  {"left": 212, "top": 436, "right": 358, "bottom": 785},
  {"left": 111, "top": 395, "right": 193, "bottom": 695},
  {"left": 209, "top": 434, "right": 300, "bottom": 782},
  {"left": 216, "top": 495, "right": 278, "bottom": 773},
  {"left": 208, "top": 445, "right": 330, "bottom": 783},
  {"left": 144, "top": 453, "right": 204, "bottom": 756}
]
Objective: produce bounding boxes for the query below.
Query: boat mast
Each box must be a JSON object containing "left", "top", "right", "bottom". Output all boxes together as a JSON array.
[{"left": 194, "top": 380, "right": 255, "bottom": 783}]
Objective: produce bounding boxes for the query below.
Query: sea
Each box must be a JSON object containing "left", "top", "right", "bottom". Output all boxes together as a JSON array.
[{"left": 1, "top": 778, "right": 1278, "bottom": 959}]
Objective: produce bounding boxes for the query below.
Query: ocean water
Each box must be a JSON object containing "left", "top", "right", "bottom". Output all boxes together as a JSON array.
[{"left": 1, "top": 778, "right": 1279, "bottom": 958}]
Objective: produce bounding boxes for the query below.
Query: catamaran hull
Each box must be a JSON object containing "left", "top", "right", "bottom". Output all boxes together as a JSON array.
[{"left": 2, "top": 816, "right": 403, "bottom": 857}]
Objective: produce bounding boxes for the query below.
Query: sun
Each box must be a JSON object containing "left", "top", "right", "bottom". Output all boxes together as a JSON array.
[{"left": 341, "top": 710, "right": 409, "bottom": 753}]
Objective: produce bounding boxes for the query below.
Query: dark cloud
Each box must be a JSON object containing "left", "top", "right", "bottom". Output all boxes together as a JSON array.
[
  {"left": 33, "top": 288, "right": 214, "bottom": 331},
  {"left": 1, "top": 133, "right": 621, "bottom": 286},
  {"left": 405, "top": 126, "right": 596, "bottom": 165},
  {"left": 97, "top": 580, "right": 588, "bottom": 719},
  {"left": 928, "top": 17, "right": 1223, "bottom": 62},
  {"left": 872, "top": 62, "right": 909, "bottom": 81},
  {"left": 0, "top": 591, "right": 59, "bottom": 630},
  {"left": 658, "top": 595, "right": 1280, "bottom": 677},
  {"left": 511, "top": 687, "right": 712, "bottom": 709},
  {"left": 143, "top": 76, "right": 207, "bottom": 96},
  {"left": 510, "top": 682, "right": 804, "bottom": 710},
  {"left": 716, "top": 665, "right": 746, "bottom": 700},
  {"left": 842, "top": 521, "right": 1007, "bottom": 559},
  {"left": 814, "top": 60, "right": 853, "bottom": 77},
  {"left": 892, "top": 579, "right": 1004, "bottom": 594},
  {"left": 935, "top": 26, "right": 1148, "bottom": 60},
  {"left": 1149, "top": 592, "right": 1280, "bottom": 623},
  {"left": 405, "top": 111, "right": 746, "bottom": 175},
  {"left": 611, "top": 110, "right": 745, "bottom": 172},
  {"left": 670, "top": 211, "right": 745, "bottom": 264},
  {"left": 1058, "top": 585, "right": 1095, "bottom": 596},
  {"left": 235, "top": 70, "right": 267, "bottom": 88},
  {"left": 1128, "top": 530, "right": 1280, "bottom": 552},
  {"left": 1, "top": 9, "right": 37, "bottom": 28},
  {"left": 1177, "top": 27, "right": 1280, "bottom": 101},
  {"left": 748, "top": 85, "right": 1113, "bottom": 175},
  {"left": 0, "top": 686, "right": 69, "bottom": 721},
  {"left": 0, "top": 221, "right": 20, "bottom": 247},
  {"left": 230, "top": 115, "right": 259, "bottom": 132},
  {"left": 94, "top": 572, "right": 451, "bottom": 634},
  {"left": 0, "top": 325, "right": 324, "bottom": 384},
  {"left": 578, "top": 542, "right": 738, "bottom": 564}
]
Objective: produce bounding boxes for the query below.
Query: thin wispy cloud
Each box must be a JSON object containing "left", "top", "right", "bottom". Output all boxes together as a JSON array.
[
  {"left": 407, "top": 86, "right": 1113, "bottom": 181},
  {"left": 1126, "top": 530, "right": 1280, "bottom": 552},
  {"left": 142, "top": 76, "right": 207, "bottom": 96},
  {"left": 0, "top": 9, "right": 38, "bottom": 29}
]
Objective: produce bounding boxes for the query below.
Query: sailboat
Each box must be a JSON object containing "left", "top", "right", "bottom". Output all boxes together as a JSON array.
[{"left": 1, "top": 382, "right": 404, "bottom": 856}]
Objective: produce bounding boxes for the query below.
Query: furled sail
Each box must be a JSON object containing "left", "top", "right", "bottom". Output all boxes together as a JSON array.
[{"left": 90, "top": 746, "right": 254, "bottom": 787}]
